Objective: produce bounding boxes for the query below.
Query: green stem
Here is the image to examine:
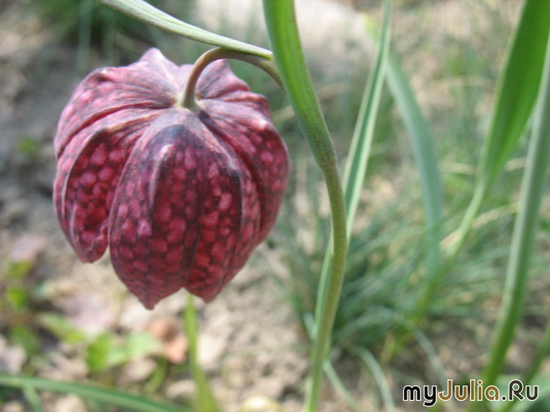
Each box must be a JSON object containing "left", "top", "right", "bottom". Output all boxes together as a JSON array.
[
  {"left": 468, "top": 34, "right": 550, "bottom": 412},
  {"left": 262, "top": 2, "right": 348, "bottom": 411},
  {"left": 96, "top": 0, "right": 273, "bottom": 59},
  {"left": 181, "top": 47, "right": 282, "bottom": 110},
  {"left": 316, "top": 0, "right": 391, "bottom": 339},
  {"left": 184, "top": 295, "right": 221, "bottom": 412}
]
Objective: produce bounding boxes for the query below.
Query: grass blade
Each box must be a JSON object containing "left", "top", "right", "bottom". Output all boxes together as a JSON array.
[
  {"left": 384, "top": 49, "right": 444, "bottom": 332},
  {"left": 384, "top": 52, "right": 444, "bottom": 242},
  {"left": 22, "top": 385, "right": 45, "bottom": 412},
  {"left": 0, "top": 374, "right": 188, "bottom": 412},
  {"left": 469, "top": 26, "right": 550, "bottom": 412},
  {"left": 413, "top": 331, "right": 451, "bottom": 406},
  {"left": 352, "top": 346, "right": 396, "bottom": 412},
  {"left": 365, "top": 15, "right": 444, "bottom": 351},
  {"left": 343, "top": 1, "right": 391, "bottom": 233},
  {"left": 323, "top": 362, "right": 366, "bottom": 412}
]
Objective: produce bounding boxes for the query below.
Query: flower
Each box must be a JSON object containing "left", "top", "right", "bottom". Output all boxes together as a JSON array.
[{"left": 54, "top": 48, "right": 289, "bottom": 309}]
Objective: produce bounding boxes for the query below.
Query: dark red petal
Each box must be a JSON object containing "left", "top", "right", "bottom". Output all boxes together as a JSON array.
[
  {"left": 195, "top": 60, "right": 249, "bottom": 101},
  {"left": 55, "top": 49, "right": 181, "bottom": 157},
  {"left": 199, "top": 99, "right": 289, "bottom": 241},
  {"left": 184, "top": 128, "right": 261, "bottom": 302},
  {"left": 108, "top": 108, "right": 263, "bottom": 308},
  {"left": 107, "top": 109, "right": 210, "bottom": 308},
  {"left": 54, "top": 110, "right": 161, "bottom": 262}
]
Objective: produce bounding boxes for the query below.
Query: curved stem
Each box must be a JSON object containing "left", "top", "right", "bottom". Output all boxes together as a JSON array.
[
  {"left": 262, "top": 2, "right": 348, "bottom": 411},
  {"left": 181, "top": 47, "right": 283, "bottom": 110}
]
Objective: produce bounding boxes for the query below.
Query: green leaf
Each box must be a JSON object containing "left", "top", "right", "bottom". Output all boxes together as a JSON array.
[
  {"left": 86, "top": 333, "right": 114, "bottom": 374},
  {"left": 96, "top": 0, "right": 272, "bottom": 59},
  {"left": 448, "top": 0, "right": 550, "bottom": 261},
  {"left": 10, "top": 325, "right": 40, "bottom": 356},
  {"left": 0, "top": 373, "right": 188, "bottom": 412},
  {"left": 413, "top": 331, "right": 448, "bottom": 390},
  {"left": 37, "top": 313, "right": 86, "bottom": 345},
  {"left": 22, "top": 385, "right": 44, "bottom": 412},
  {"left": 4, "top": 261, "right": 34, "bottom": 279},
  {"left": 365, "top": 9, "right": 444, "bottom": 349},
  {"left": 344, "top": 3, "right": 391, "bottom": 235},
  {"left": 102, "top": 332, "right": 160, "bottom": 369},
  {"left": 385, "top": 51, "right": 443, "bottom": 253},
  {"left": 477, "top": 0, "right": 550, "bottom": 187},
  {"left": 126, "top": 332, "right": 161, "bottom": 359},
  {"left": 6, "top": 287, "right": 28, "bottom": 311},
  {"left": 482, "top": 27, "right": 550, "bottom": 389},
  {"left": 17, "top": 137, "right": 40, "bottom": 158}
]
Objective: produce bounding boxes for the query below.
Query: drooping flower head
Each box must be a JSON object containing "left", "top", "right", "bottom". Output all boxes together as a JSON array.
[{"left": 54, "top": 48, "right": 289, "bottom": 309}]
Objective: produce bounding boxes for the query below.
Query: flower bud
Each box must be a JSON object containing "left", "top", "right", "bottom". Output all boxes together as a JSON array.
[{"left": 54, "top": 48, "right": 289, "bottom": 309}]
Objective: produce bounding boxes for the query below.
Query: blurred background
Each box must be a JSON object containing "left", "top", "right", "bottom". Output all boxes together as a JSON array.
[{"left": 1, "top": 0, "right": 546, "bottom": 411}]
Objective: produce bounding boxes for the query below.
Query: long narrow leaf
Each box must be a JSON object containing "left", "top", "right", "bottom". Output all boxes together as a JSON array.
[
  {"left": 413, "top": 330, "right": 453, "bottom": 411},
  {"left": 384, "top": 51, "right": 443, "bottom": 275},
  {"left": 480, "top": 28, "right": 550, "bottom": 393},
  {"left": 323, "top": 362, "right": 366, "bottom": 412},
  {"left": 366, "top": 21, "right": 444, "bottom": 346},
  {"left": 96, "top": 0, "right": 272, "bottom": 59},
  {"left": 447, "top": 0, "right": 550, "bottom": 259},
  {"left": 344, "top": 3, "right": 392, "bottom": 233},
  {"left": 22, "top": 385, "right": 45, "bottom": 412},
  {"left": 476, "top": 0, "right": 550, "bottom": 186},
  {"left": 0, "top": 374, "right": 188, "bottom": 412}
]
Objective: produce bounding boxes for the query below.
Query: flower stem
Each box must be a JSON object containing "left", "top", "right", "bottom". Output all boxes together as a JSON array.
[
  {"left": 181, "top": 47, "right": 282, "bottom": 111},
  {"left": 262, "top": 2, "right": 348, "bottom": 411},
  {"left": 184, "top": 295, "right": 221, "bottom": 412}
]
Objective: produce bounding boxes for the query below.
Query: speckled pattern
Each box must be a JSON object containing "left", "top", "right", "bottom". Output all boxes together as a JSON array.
[{"left": 54, "top": 48, "right": 289, "bottom": 309}]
